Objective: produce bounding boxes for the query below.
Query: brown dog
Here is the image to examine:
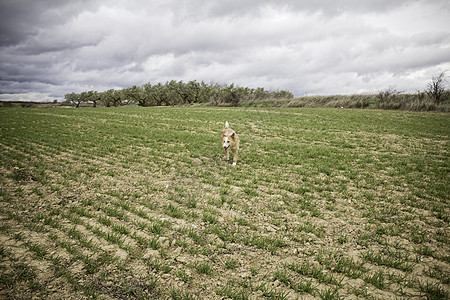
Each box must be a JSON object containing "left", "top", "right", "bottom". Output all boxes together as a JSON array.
[{"left": 222, "top": 121, "right": 239, "bottom": 166}]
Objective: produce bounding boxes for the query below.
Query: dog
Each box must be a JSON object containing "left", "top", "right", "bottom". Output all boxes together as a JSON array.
[{"left": 222, "top": 121, "right": 239, "bottom": 166}]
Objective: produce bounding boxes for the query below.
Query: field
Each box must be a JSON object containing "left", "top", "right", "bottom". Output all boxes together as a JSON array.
[{"left": 0, "top": 106, "right": 448, "bottom": 299}]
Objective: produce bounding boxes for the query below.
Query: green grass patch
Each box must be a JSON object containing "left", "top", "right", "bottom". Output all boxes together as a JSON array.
[{"left": 0, "top": 106, "right": 448, "bottom": 299}]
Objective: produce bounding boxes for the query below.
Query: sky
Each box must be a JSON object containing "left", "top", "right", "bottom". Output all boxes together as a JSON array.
[{"left": 0, "top": 0, "right": 449, "bottom": 102}]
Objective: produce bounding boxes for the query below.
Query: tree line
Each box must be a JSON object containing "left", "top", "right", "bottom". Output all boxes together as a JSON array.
[{"left": 64, "top": 80, "right": 293, "bottom": 108}]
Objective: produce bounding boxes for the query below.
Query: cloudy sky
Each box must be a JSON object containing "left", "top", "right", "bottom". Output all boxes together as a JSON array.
[{"left": 1, "top": 0, "right": 449, "bottom": 102}]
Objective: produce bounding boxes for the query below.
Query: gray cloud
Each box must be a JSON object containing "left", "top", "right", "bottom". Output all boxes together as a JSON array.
[
  {"left": 0, "top": 0, "right": 103, "bottom": 46},
  {"left": 1, "top": 0, "right": 449, "bottom": 101}
]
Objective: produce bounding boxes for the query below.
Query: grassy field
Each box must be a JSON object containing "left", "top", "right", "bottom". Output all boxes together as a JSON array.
[{"left": 0, "top": 106, "right": 448, "bottom": 299}]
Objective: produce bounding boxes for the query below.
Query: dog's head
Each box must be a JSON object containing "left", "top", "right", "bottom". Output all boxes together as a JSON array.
[{"left": 222, "top": 132, "right": 236, "bottom": 152}]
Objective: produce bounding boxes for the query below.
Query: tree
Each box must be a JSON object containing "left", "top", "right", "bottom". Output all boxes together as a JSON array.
[
  {"left": 65, "top": 92, "right": 82, "bottom": 108},
  {"left": 99, "top": 89, "right": 122, "bottom": 107},
  {"left": 166, "top": 80, "right": 182, "bottom": 106},
  {"left": 222, "top": 84, "right": 242, "bottom": 106},
  {"left": 426, "top": 71, "right": 447, "bottom": 104},
  {"left": 79, "top": 91, "right": 93, "bottom": 106},
  {"left": 111, "top": 89, "right": 123, "bottom": 107},
  {"left": 99, "top": 90, "right": 112, "bottom": 107},
  {"left": 151, "top": 83, "right": 167, "bottom": 106},
  {"left": 123, "top": 86, "right": 146, "bottom": 106},
  {"left": 88, "top": 91, "right": 100, "bottom": 107},
  {"left": 185, "top": 80, "right": 200, "bottom": 104},
  {"left": 142, "top": 82, "right": 157, "bottom": 106}
]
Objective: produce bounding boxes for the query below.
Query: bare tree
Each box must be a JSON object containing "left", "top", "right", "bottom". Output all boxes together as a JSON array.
[{"left": 426, "top": 71, "right": 447, "bottom": 104}]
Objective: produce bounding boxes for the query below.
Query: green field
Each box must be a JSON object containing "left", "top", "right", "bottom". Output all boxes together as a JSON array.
[{"left": 0, "top": 107, "right": 448, "bottom": 299}]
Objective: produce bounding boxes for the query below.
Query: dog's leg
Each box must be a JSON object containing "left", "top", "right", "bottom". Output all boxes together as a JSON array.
[
  {"left": 232, "top": 149, "right": 238, "bottom": 166},
  {"left": 224, "top": 149, "right": 229, "bottom": 161}
]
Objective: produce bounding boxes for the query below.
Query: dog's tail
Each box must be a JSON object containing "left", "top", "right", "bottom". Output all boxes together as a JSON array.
[{"left": 225, "top": 121, "right": 229, "bottom": 128}]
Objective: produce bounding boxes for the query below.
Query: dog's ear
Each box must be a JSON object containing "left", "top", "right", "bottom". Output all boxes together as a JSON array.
[{"left": 230, "top": 132, "right": 235, "bottom": 139}]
